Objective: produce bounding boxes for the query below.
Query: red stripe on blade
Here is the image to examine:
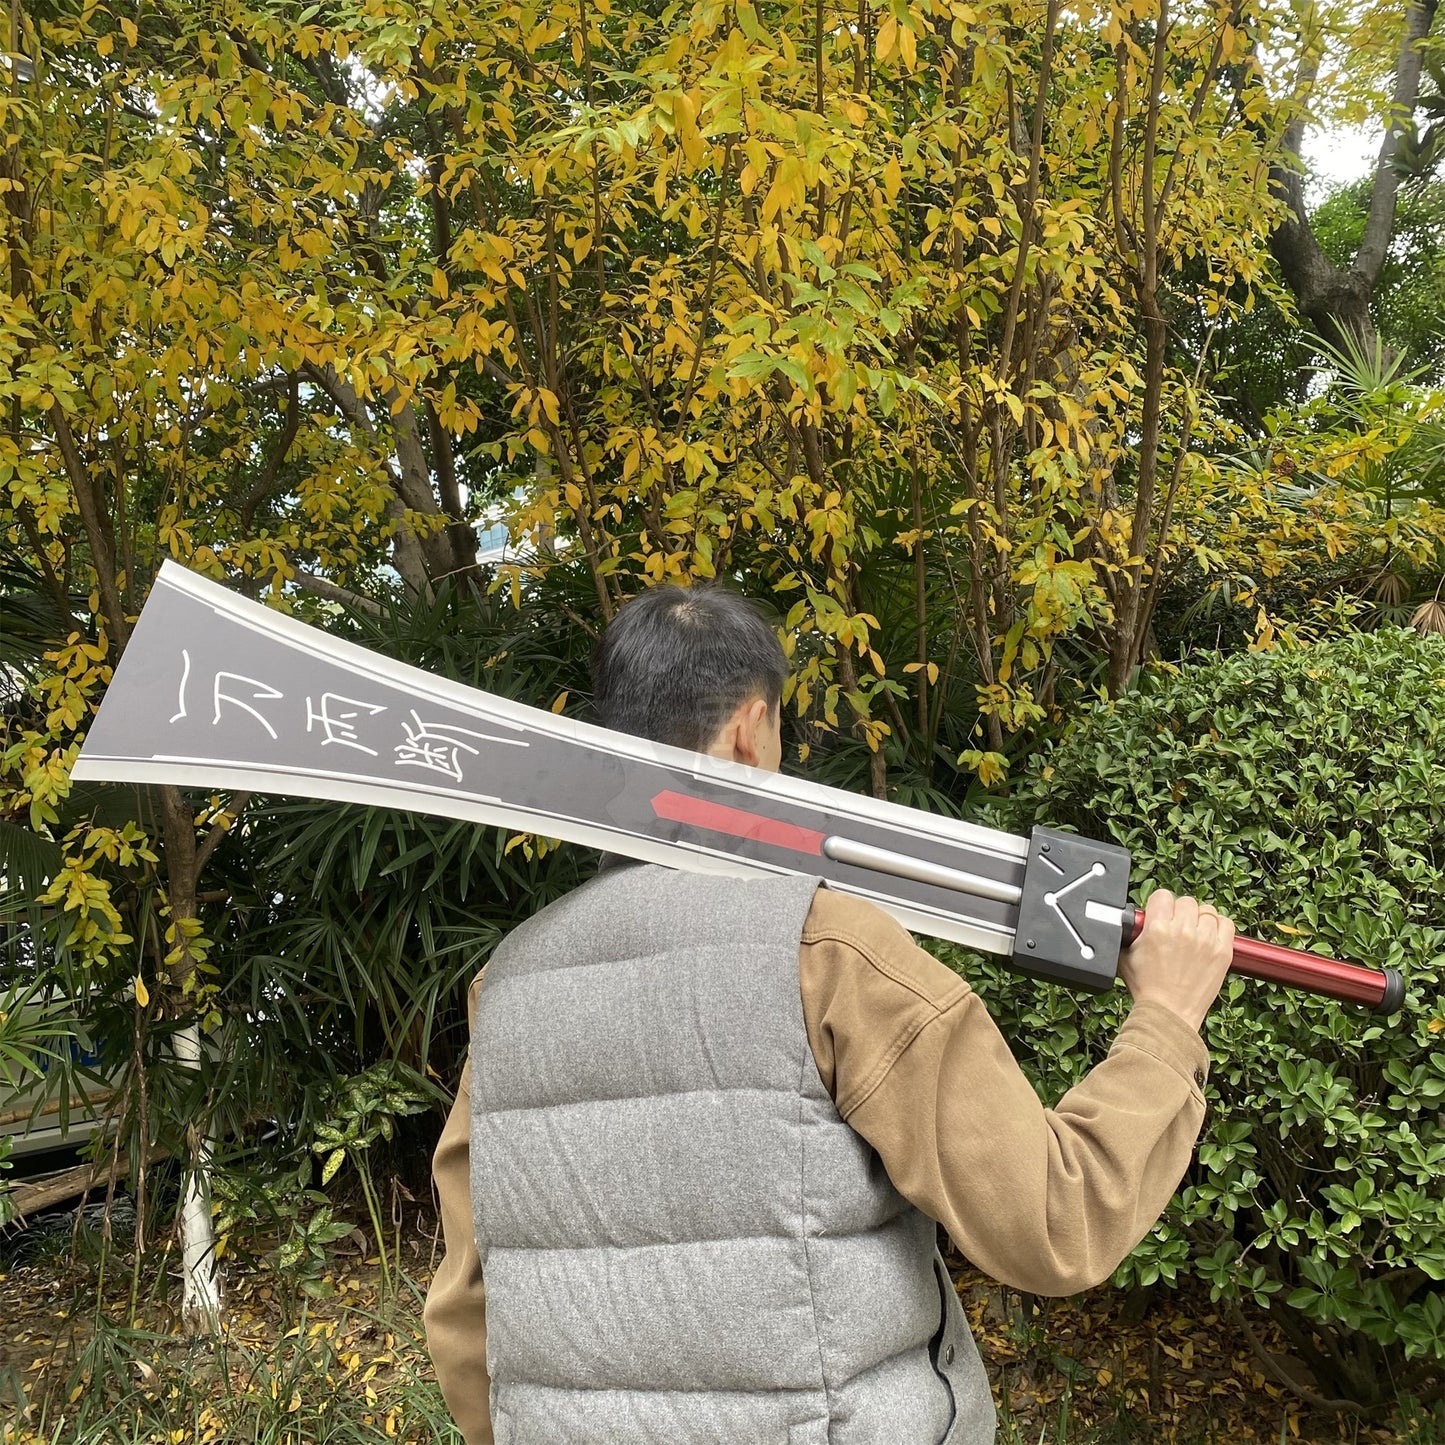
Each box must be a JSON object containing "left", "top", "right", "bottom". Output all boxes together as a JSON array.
[{"left": 651, "top": 789, "right": 826, "bottom": 856}]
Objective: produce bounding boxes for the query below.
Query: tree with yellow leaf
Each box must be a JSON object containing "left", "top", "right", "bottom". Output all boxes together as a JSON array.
[{"left": 6, "top": 0, "right": 1441, "bottom": 1338}]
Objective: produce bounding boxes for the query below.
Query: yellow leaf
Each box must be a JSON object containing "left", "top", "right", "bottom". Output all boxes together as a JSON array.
[
  {"left": 1428, "top": 1018, "right": 1444, "bottom": 1034},
  {"left": 959, "top": 749, "right": 1008, "bottom": 786},
  {"left": 876, "top": 14, "right": 898, "bottom": 60},
  {"left": 882, "top": 155, "right": 902, "bottom": 202},
  {"left": 135, "top": 975, "right": 150, "bottom": 1008},
  {"left": 899, "top": 21, "right": 917, "bottom": 70},
  {"left": 551, "top": 691, "right": 569, "bottom": 713}
]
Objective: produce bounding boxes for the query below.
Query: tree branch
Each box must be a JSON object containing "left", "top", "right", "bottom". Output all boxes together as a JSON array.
[
  {"left": 238, "top": 374, "right": 301, "bottom": 532},
  {"left": 48, "top": 405, "right": 129, "bottom": 649},
  {"left": 194, "top": 793, "right": 251, "bottom": 874},
  {"left": 301, "top": 362, "right": 435, "bottom": 595},
  {"left": 1227, "top": 1301, "right": 1362, "bottom": 1414},
  {"left": 15, "top": 501, "right": 78, "bottom": 636},
  {"left": 279, "top": 565, "right": 385, "bottom": 616},
  {"left": 1356, "top": 0, "right": 1439, "bottom": 287}
]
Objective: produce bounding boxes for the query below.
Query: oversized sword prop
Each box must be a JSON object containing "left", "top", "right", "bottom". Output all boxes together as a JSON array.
[{"left": 71, "top": 563, "right": 1403, "bottom": 1013}]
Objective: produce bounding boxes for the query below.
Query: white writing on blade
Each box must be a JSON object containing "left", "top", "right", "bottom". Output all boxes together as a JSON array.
[
  {"left": 394, "top": 709, "right": 528, "bottom": 782},
  {"left": 172, "top": 653, "right": 529, "bottom": 779},
  {"left": 212, "top": 671, "right": 284, "bottom": 740},
  {"left": 307, "top": 692, "right": 387, "bottom": 755}
]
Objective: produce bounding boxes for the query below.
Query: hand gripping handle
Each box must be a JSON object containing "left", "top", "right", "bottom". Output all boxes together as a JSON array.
[{"left": 1122, "top": 910, "right": 1405, "bottom": 1014}]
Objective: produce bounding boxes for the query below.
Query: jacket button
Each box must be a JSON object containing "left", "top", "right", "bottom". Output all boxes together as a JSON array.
[{"left": 944, "top": 1344, "right": 955, "bottom": 1366}]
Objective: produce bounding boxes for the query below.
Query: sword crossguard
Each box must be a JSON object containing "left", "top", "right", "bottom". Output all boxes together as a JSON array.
[{"left": 1012, "top": 828, "right": 1132, "bottom": 991}]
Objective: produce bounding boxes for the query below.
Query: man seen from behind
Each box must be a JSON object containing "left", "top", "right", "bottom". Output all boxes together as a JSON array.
[{"left": 424, "top": 583, "right": 1235, "bottom": 1444}]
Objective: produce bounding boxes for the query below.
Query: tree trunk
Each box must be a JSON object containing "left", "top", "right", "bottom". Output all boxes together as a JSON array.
[
  {"left": 173, "top": 1022, "right": 221, "bottom": 1331},
  {"left": 1268, "top": 0, "right": 1439, "bottom": 352},
  {"left": 1106, "top": 297, "right": 1169, "bottom": 696},
  {"left": 1268, "top": 168, "right": 1380, "bottom": 353},
  {"left": 155, "top": 783, "right": 229, "bottom": 1334},
  {"left": 303, "top": 363, "right": 453, "bottom": 597},
  {"left": 1106, "top": 10, "right": 1173, "bottom": 697}
]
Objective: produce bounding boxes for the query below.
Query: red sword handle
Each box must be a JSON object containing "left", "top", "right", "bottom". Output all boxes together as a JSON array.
[{"left": 1122, "top": 910, "right": 1404, "bottom": 1013}]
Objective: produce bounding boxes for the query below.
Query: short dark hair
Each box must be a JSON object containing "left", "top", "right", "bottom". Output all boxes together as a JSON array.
[{"left": 592, "top": 584, "right": 788, "bottom": 750}]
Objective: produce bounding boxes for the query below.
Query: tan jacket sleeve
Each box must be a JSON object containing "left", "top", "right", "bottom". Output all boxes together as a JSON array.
[
  {"left": 799, "top": 889, "right": 1210, "bottom": 1297},
  {"left": 422, "top": 975, "right": 494, "bottom": 1445}
]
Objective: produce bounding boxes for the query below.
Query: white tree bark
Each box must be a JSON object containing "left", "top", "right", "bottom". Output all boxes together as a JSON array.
[{"left": 173, "top": 1021, "right": 221, "bottom": 1332}]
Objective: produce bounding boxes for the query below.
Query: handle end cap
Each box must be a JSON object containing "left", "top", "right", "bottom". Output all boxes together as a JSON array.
[{"left": 1375, "top": 968, "right": 1406, "bottom": 1015}]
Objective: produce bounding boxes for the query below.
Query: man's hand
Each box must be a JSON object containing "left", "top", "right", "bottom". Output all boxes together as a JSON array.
[{"left": 1118, "top": 889, "right": 1235, "bottom": 1032}]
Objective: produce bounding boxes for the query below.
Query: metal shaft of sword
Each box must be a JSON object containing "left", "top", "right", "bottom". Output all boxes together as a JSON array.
[{"left": 821, "top": 837, "right": 1025, "bottom": 908}]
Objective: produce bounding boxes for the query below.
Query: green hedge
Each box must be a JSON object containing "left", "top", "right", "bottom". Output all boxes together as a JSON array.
[{"left": 960, "top": 629, "right": 1445, "bottom": 1408}]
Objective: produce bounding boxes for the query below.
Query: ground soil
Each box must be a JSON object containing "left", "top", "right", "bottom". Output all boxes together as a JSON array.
[{"left": 0, "top": 1201, "right": 1432, "bottom": 1443}]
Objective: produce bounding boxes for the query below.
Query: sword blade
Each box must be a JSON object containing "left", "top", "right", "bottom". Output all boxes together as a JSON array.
[{"left": 72, "top": 563, "right": 1030, "bottom": 958}]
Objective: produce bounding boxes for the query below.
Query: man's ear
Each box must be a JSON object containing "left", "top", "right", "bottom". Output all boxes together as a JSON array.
[{"left": 732, "top": 696, "right": 772, "bottom": 767}]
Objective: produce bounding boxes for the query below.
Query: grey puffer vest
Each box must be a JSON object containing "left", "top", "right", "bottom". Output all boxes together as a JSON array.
[{"left": 470, "top": 862, "right": 996, "bottom": 1444}]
